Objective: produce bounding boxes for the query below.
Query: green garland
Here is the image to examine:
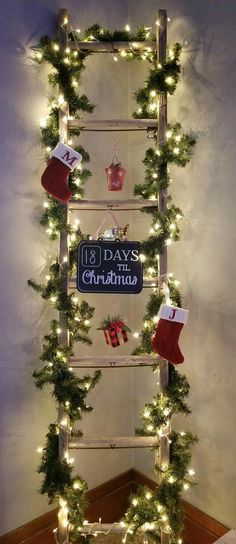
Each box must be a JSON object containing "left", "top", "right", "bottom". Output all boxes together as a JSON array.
[
  {"left": 30, "top": 34, "right": 102, "bottom": 530},
  {"left": 123, "top": 432, "right": 197, "bottom": 544},
  {"left": 30, "top": 23, "right": 197, "bottom": 544},
  {"left": 136, "top": 365, "right": 191, "bottom": 435}
]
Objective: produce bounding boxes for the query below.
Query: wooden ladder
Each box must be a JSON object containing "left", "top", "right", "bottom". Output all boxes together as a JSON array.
[{"left": 56, "top": 8, "right": 169, "bottom": 544}]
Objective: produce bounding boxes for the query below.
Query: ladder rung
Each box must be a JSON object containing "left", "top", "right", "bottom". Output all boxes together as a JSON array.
[
  {"left": 68, "top": 40, "right": 156, "bottom": 52},
  {"left": 69, "top": 355, "right": 157, "bottom": 368},
  {"left": 69, "top": 436, "right": 158, "bottom": 449},
  {"left": 77, "top": 522, "right": 157, "bottom": 534},
  {"left": 69, "top": 118, "right": 157, "bottom": 131},
  {"left": 68, "top": 199, "right": 157, "bottom": 210}
]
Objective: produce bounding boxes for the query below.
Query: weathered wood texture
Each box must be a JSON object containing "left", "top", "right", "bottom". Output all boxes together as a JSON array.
[
  {"left": 69, "top": 118, "right": 158, "bottom": 130},
  {"left": 68, "top": 198, "right": 157, "bottom": 210},
  {"left": 69, "top": 436, "right": 159, "bottom": 449},
  {"left": 67, "top": 40, "right": 156, "bottom": 51}
]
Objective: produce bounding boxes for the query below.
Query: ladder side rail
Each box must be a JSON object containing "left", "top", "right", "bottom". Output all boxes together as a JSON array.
[
  {"left": 57, "top": 8, "right": 70, "bottom": 544},
  {"left": 157, "top": 10, "right": 170, "bottom": 544}
]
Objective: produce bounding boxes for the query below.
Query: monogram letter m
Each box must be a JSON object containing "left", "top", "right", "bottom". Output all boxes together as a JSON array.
[{"left": 61, "top": 150, "right": 77, "bottom": 166}]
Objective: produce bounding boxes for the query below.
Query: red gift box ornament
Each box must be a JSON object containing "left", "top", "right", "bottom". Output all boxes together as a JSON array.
[
  {"left": 105, "top": 155, "right": 126, "bottom": 191},
  {"left": 97, "top": 315, "right": 131, "bottom": 348}
]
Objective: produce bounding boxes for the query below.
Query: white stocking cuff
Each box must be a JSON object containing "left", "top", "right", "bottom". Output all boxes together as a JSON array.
[
  {"left": 51, "top": 142, "right": 82, "bottom": 170},
  {"left": 158, "top": 304, "right": 189, "bottom": 324}
]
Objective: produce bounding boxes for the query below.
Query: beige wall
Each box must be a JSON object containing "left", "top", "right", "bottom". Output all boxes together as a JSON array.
[{"left": 0, "top": 0, "right": 236, "bottom": 535}]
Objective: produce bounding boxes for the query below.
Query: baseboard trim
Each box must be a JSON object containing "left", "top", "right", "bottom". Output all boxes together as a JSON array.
[{"left": 0, "top": 468, "right": 229, "bottom": 544}]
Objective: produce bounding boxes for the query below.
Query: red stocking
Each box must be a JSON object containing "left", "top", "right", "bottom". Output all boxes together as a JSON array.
[
  {"left": 41, "top": 143, "right": 82, "bottom": 202},
  {"left": 151, "top": 304, "right": 189, "bottom": 365}
]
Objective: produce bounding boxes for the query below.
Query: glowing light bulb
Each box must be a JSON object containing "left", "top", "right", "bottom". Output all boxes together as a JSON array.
[
  {"left": 65, "top": 46, "right": 70, "bottom": 53},
  {"left": 43, "top": 202, "right": 49, "bottom": 208},
  {"left": 36, "top": 52, "right": 42, "bottom": 60},
  {"left": 120, "top": 50, "right": 127, "bottom": 58},
  {"left": 64, "top": 57, "right": 69, "bottom": 64},
  {"left": 166, "top": 130, "right": 172, "bottom": 139},
  {"left": 113, "top": 55, "right": 118, "bottom": 62},
  {"left": 40, "top": 118, "right": 47, "bottom": 128},
  {"left": 153, "top": 315, "right": 159, "bottom": 323},
  {"left": 37, "top": 447, "right": 43, "bottom": 453},
  {"left": 150, "top": 90, "right": 156, "bottom": 98},
  {"left": 188, "top": 469, "right": 195, "bottom": 476},
  {"left": 147, "top": 424, "right": 154, "bottom": 431},
  {"left": 125, "top": 24, "right": 131, "bottom": 31},
  {"left": 144, "top": 409, "right": 150, "bottom": 418},
  {"left": 148, "top": 103, "right": 156, "bottom": 112},
  {"left": 184, "top": 483, "right": 189, "bottom": 490},
  {"left": 139, "top": 254, "right": 146, "bottom": 262},
  {"left": 53, "top": 43, "right": 59, "bottom": 51},
  {"left": 63, "top": 16, "right": 68, "bottom": 24},
  {"left": 165, "top": 76, "right": 174, "bottom": 85},
  {"left": 72, "top": 79, "right": 78, "bottom": 87},
  {"left": 132, "top": 498, "right": 138, "bottom": 506},
  {"left": 173, "top": 147, "right": 180, "bottom": 155},
  {"left": 166, "top": 238, "right": 172, "bottom": 246},
  {"left": 145, "top": 492, "right": 152, "bottom": 500},
  {"left": 157, "top": 63, "right": 162, "bottom": 69},
  {"left": 61, "top": 418, "right": 67, "bottom": 426},
  {"left": 168, "top": 476, "right": 175, "bottom": 483},
  {"left": 133, "top": 332, "right": 139, "bottom": 338},
  {"left": 84, "top": 319, "right": 90, "bottom": 326}
]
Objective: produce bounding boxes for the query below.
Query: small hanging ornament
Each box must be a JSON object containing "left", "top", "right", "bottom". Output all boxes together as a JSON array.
[
  {"left": 90, "top": 208, "right": 129, "bottom": 241},
  {"left": 105, "top": 149, "right": 126, "bottom": 191},
  {"left": 97, "top": 315, "right": 131, "bottom": 348}
]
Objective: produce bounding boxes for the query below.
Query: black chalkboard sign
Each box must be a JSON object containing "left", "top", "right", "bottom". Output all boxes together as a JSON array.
[{"left": 77, "top": 240, "right": 143, "bottom": 294}]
